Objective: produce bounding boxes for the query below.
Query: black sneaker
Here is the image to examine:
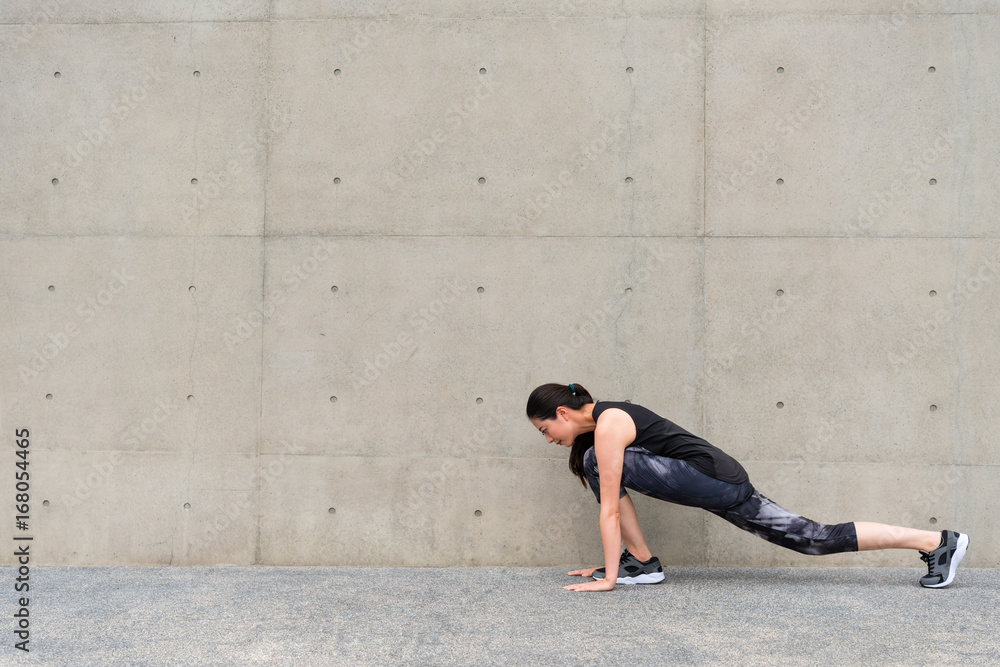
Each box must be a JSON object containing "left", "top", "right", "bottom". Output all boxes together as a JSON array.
[
  {"left": 919, "top": 530, "right": 969, "bottom": 588},
  {"left": 592, "top": 549, "right": 664, "bottom": 585}
]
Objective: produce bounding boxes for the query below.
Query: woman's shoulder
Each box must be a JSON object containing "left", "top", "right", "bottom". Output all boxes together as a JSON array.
[
  {"left": 594, "top": 401, "right": 666, "bottom": 432},
  {"left": 593, "top": 400, "right": 645, "bottom": 424},
  {"left": 591, "top": 401, "right": 639, "bottom": 446},
  {"left": 594, "top": 400, "right": 655, "bottom": 416}
]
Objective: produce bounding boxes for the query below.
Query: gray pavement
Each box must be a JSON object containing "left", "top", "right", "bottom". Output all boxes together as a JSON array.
[{"left": 0, "top": 565, "right": 997, "bottom": 666}]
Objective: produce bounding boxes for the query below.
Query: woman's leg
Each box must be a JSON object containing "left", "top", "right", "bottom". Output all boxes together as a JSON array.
[
  {"left": 583, "top": 448, "right": 655, "bottom": 561},
  {"left": 585, "top": 445, "right": 754, "bottom": 560},
  {"left": 854, "top": 521, "right": 942, "bottom": 552},
  {"left": 708, "top": 490, "right": 859, "bottom": 555},
  {"left": 610, "top": 446, "right": 753, "bottom": 511}
]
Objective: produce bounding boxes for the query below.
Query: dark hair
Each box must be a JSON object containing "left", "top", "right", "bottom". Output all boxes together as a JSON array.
[{"left": 526, "top": 382, "right": 594, "bottom": 487}]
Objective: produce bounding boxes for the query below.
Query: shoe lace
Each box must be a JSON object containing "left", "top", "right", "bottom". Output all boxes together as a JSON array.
[{"left": 918, "top": 550, "right": 933, "bottom": 570}]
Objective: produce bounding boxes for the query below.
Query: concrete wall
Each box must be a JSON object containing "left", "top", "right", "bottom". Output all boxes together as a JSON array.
[{"left": 1, "top": 1, "right": 997, "bottom": 567}]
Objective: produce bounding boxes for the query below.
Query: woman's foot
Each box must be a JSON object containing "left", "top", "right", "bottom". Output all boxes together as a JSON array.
[
  {"left": 592, "top": 549, "right": 665, "bottom": 585},
  {"left": 919, "top": 530, "right": 969, "bottom": 588}
]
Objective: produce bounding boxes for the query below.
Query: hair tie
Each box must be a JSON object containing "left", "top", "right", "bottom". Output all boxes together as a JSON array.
[{"left": 569, "top": 383, "right": 576, "bottom": 395}]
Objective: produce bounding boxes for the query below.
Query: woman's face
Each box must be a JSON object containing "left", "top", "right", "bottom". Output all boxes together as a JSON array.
[{"left": 530, "top": 409, "right": 574, "bottom": 447}]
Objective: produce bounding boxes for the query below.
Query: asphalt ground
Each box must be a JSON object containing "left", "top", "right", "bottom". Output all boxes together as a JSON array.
[{"left": 0, "top": 565, "right": 996, "bottom": 666}]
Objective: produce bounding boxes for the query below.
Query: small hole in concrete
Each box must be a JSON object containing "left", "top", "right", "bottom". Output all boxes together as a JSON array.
[
  {"left": 929, "top": 517, "right": 937, "bottom": 524},
  {"left": 187, "top": 395, "right": 194, "bottom": 402},
  {"left": 46, "top": 394, "right": 53, "bottom": 400},
  {"left": 776, "top": 289, "right": 784, "bottom": 296},
  {"left": 189, "top": 285, "right": 196, "bottom": 292},
  {"left": 334, "top": 177, "right": 341, "bottom": 184},
  {"left": 777, "top": 67, "right": 784, "bottom": 73},
  {"left": 477, "top": 286, "right": 484, "bottom": 293},
  {"left": 193, "top": 71, "right": 200, "bottom": 77},
  {"left": 474, "top": 510, "right": 482, "bottom": 517},
  {"left": 329, "top": 507, "right": 336, "bottom": 514},
  {"left": 777, "top": 178, "right": 784, "bottom": 185},
  {"left": 478, "top": 177, "right": 486, "bottom": 184},
  {"left": 48, "top": 285, "right": 55, "bottom": 292},
  {"left": 331, "top": 285, "right": 339, "bottom": 292},
  {"left": 330, "top": 396, "right": 337, "bottom": 403},
  {"left": 334, "top": 68, "right": 341, "bottom": 75},
  {"left": 625, "top": 287, "right": 632, "bottom": 295},
  {"left": 930, "top": 404, "right": 938, "bottom": 412},
  {"left": 191, "top": 178, "right": 198, "bottom": 185},
  {"left": 480, "top": 68, "right": 487, "bottom": 74},
  {"left": 626, "top": 66, "right": 633, "bottom": 73},
  {"left": 183, "top": 503, "right": 191, "bottom": 510},
  {"left": 929, "top": 290, "right": 937, "bottom": 296},
  {"left": 928, "top": 66, "right": 936, "bottom": 73},
  {"left": 476, "top": 397, "right": 483, "bottom": 404},
  {"left": 54, "top": 72, "right": 61, "bottom": 78},
  {"left": 52, "top": 178, "right": 59, "bottom": 185},
  {"left": 43, "top": 500, "right": 50, "bottom": 507},
  {"left": 624, "top": 399, "right": 631, "bottom": 404},
  {"left": 776, "top": 401, "right": 784, "bottom": 409},
  {"left": 929, "top": 178, "right": 937, "bottom": 185},
  {"left": 625, "top": 176, "right": 633, "bottom": 183}
]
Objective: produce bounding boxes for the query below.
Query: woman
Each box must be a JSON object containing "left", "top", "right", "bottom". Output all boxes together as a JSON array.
[{"left": 526, "top": 383, "right": 970, "bottom": 592}]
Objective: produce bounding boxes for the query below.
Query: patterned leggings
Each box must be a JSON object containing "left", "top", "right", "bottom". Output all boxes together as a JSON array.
[{"left": 583, "top": 445, "right": 858, "bottom": 556}]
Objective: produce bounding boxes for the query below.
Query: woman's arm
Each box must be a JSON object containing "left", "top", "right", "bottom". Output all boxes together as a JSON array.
[
  {"left": 619, "top": 492, "right": 653, "bottom": 562},
  {"left": 563, "top": 409, "right": 635, "bottom": 592},
  {"left": 566, "top": 492, "right": 653, "bottom": 579}
]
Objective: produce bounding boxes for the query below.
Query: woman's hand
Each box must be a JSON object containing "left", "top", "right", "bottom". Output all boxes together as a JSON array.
[
  {"left": 563, "top": 578, "right": 615, "bottom": 592},
  {"left": 567, "top": 567, "right": 598, "bottom": 577}
]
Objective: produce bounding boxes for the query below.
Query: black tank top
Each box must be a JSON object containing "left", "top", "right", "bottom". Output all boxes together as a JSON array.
[{"left": 589, "top": 400, "right": 749, "bottom": 484}]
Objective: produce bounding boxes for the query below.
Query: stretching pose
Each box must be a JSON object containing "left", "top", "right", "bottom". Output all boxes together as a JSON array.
[{"left": 526, "top": 383, "right": 970, "bottom": 592}]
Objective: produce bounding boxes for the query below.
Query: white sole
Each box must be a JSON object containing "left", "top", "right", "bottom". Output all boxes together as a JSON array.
[
  {"left": 593, "top": 571, "right": 665, "bottom": 585},
  {"left": 617, "top": 571, "right": 666, "bottom": 585},
  {"left": 923, "top": 533, "right": 969, "bottom": 588}
]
